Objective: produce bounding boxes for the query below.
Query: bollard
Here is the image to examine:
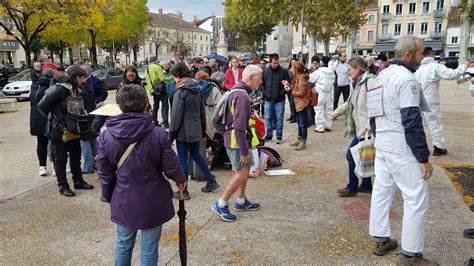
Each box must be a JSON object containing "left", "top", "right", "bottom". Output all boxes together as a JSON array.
[{"left": 0, "top": 98, "right": 18, "bottom": 113}]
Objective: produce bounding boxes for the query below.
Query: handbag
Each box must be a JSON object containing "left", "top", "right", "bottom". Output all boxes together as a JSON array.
[
  {"left": 147, "top": 68, "right": 166, "bottom": 95},
  {"left": 350, "top": 131, "right": 376, "bottom": 178}
]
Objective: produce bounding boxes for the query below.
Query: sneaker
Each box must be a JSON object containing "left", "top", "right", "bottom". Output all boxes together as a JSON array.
[
  {"left": 201, "top": 180, "right": 220, "bottom": 193},
  {"left": 433, "top": 146, "right": 447, "bottom": 156},
  {"left": 39, "top": 167, "right": 47, "bottom": 176},
  {"left": 324, "top": 128, "right": 332, "bottom": 132},
  {"left": 190, "top": 175, "right": 207, "bottom": 182},
  {"left": 314, "top": 128, "right": 325, "bottom": 133},
  {"left": 357, "top": 186, "right": 373, "bottom": 194},
  {"left": 173, "top": 190, "right": 190, "bottom": 200},
  {"left": 463, "top": 228, "right": 474, "bottom": 239},
  {"left": 289, "top": 118, "right": 296, "bottom": 123},
  {"left": 337, "top": 188, "right": 357, "bottom": 197},
  {"left": 464, "top": 258, "right": 474, "bottom": 266},
  {"left": 397, "top": 254, "right": 438, "bottom": 266},
  {"left": 234, "top": 198, "right": 261, "bottom": 211},
  {"left": 211, "top": 202, "right": 236, "bottom": 222},
  {"left": 372, "top": 239, "right": 398, "bottom": 256},
  {"left": 265, "top": 136, "right": 273, "bottom": 141},
  {"left": 276, "top": 138, "right": 282, "bottom": 145}
]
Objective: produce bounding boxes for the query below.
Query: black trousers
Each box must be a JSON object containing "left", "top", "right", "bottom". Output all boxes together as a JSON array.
[
  {"left": 152, "top": 93, "right": 170, "bottom": 126},
  {"left": 334, "top": 85, "right": 350, "bottom": 111},
  {"left": 51, "top": 138, "right": 83, "bottom": 187},
  {"left": 36, "top": 135, "right": 49, "bottom": 167}
]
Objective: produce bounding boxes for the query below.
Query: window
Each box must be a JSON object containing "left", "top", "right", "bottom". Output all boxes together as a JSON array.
[
  {"left": 149, "top": 43, "right": 153, "bottom": 54},
  {"left": 396, "top": 4, "right": 403, "bottom": 15},
  {"left": 451, "top": 36, "right": 458, "bottom": 43},
  {"left": 422, "top": 2, "right": 430, "bottom": 13},
  {"left": 394, "top": 24, "right": 402, "bottom": 36},
  {"left": 409, "top": 3, "right": 416, "bottom": 14},
  {"left": 382, "top": 25, "right": 389, "bottom": 35},
  {"left": 356, "top": 31, "right": 361, "bottom": 42},
  {"left": 200, "top": 35, "right": 202, "bottom": 41},
  {"left": 200, "top": 45, "right": 203, "bottom": 53},
  {"left": 434, "top": 22, "right": 442, "bottom": 32},
  {"left": 436, "top": 0, "right": 444, "bottom": 9},
  {"left": 407, "top": 23, "right": 415, "bottom": 35},
  {"left": 420, "top": 22, "right": 428, "bottom": 35},
  {"left": 194, "top": 35, "right": 196, "bottom": 40},
  {"left": 368, "top": 15, "right": 375, "bottom": 24},
  {"left": 1, "top": 17, "right": 15, "bottom": 33},
  {"left": 368, "top": 31, "right": 374, "bottom": 41},
  {"left": 166, "top": 46, "right": 169, "bottom": 54},
  {"left": 383, "top": 5, "right": 390, "bottom": 13},
  {"left": 206, "top": 36, "right": 208, "bottom": 41}
]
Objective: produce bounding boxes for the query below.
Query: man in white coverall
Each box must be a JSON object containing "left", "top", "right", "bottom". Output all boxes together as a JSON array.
[
  {"left": 369, "top": 36, "right": 438, "bottom": 266},
  {"left": 309, "top": 56, "right": 336, "bottom": 133},
  {"left": 414, "top": 47, "right": 468, "bottom": 156}
]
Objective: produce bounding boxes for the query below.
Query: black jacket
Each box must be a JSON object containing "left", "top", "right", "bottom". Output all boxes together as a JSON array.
[
  {"left": 0, "top": 67, "right": 9, "bottom": 87},
  {"left": 30, "top": 69, "right": 41, "bottom": 85},
  {"left": 37, "top": 83, "right": 74, "bottom": 140},
  {"left": 29, "top": 77, "right": 54, "bottom": 136},
  {"left": 262, "top": 65, "right": 290, "bottom": 103},
  {"left": 169, "top": 78, "right": 206, "bottom": 143}
]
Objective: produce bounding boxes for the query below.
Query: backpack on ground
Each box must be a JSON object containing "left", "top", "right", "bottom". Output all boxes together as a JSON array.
[
  {"left": 212, "top": 88, "right": 247, "bottom": 134},
  {"left": 258, "top": 146, "right": 283, "bottom": 167}
]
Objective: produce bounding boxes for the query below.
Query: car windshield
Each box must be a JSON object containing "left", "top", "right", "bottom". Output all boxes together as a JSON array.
[
  {"left": 16, "top": 70, "right": 32, "bottom": 81},
  {"left": 92, "top": 69, "right": 109, "bottom": 77}
]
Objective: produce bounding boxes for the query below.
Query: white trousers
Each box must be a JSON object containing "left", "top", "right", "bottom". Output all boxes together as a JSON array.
[
  {"left": 423, "top": 101, "right": 444, "bottom": 148},
  {"left": 314, "top": 91, "right": 333, "bottom": 131},
  {"left": 369, "top": 149, "right": 429, "bottom": 253}
]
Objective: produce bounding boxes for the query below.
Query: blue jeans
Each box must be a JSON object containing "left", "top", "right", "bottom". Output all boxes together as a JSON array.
[
  {"left": 80, "top": 138, "right": 98, "bottom": 173},
  {"left": 264, "top": 100, "right": 285, "bottom": 139},
  {"left": 346, "top": 136, "right": 372, "bottom": 192},
  {"left": 115, "top": 224, "right": 163, "bottom": 266},
  {"left": 176, "top": 141, "right": 214, "bottom": 189},
  {"left": 287, "top": 92, "right": 296, "bottom": 117},
  {"left": 295, "top": 110, "right": 307, "bottom": 140}
]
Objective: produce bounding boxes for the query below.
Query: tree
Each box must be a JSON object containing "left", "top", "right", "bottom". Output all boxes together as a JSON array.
[
  {"left": 0, "top": 1, "right": 62, "bottom": 67},
  {"left": 170, "top": 29, "right": 192, "bottom": 56},
  {"left": 224, "top": 0, "right": 283, "bottom": 52},
  {"left": 148, "top": 28, "right": 170, "bottom": 57}
]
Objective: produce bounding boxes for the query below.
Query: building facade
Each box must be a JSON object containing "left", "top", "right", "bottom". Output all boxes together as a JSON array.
[
  {"left": 0, "top": 17, "right": 26, "bottom": 67},
  {"left": 265, "top": 23, "right": 293, "bottom": 57},
  {"left": 374, "top": 0, "right": 454, "bottom": 57},
  {"left": 355, "top": 5, "right": 379, "bottom": 56}
]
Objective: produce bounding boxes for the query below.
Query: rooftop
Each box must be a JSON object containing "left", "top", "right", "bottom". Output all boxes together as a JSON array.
[{"left": 148, "top": 12, "right": 210, "bottom": 34}]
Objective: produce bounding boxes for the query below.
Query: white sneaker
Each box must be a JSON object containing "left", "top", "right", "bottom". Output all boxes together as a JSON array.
[{"left": 39, "top": 167, "right": 48, "bottom": 176}]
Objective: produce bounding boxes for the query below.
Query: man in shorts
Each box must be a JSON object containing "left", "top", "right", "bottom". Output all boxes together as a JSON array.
[{"left": 211, "top": 65, "right": 263, "bottom": 222}]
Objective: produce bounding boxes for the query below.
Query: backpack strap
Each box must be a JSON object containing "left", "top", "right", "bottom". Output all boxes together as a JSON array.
[{"left": 117, "top": 142, "right": 137, "bottom": 170}]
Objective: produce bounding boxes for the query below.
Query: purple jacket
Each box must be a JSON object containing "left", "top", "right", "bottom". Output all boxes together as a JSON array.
[
  {"left": 223, "top": 81, "right": 252, "bottom": 156},
  {"left": 98, "top": 112, "right": 185, "bottom": 230}
]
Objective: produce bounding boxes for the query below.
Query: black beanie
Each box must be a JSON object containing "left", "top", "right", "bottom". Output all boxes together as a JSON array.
[
  {"left": 378, "top": 54, "right": 388, "bottom": 62},
  {"left": 311, "top": 55, "right": 320, "bottom": 63},
  {"left": 66, "top": 65, "right": 86, "bottom": 80}
]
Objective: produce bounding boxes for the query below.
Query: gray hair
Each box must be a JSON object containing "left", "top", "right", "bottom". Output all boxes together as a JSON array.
[
  {"left": 365, "top": 56, "right": 374, "bottom": 62},
  {"left": 211, "top": 71, "right": 227, "bottom": 85},
  {"left": 348, "top": 57, "right": 368, "bottom": 72},
  {"left": 41, "top": 68, "right": 57, "bottom": 79},
  {"left": 116, "top": 84, "right": 149, "bottom": 113},
  {"left": 395, "top": 36, "right": 420, "bottom": 59},
  {"left": 242, "top": 65, "right": 262, "bottom": 82},
  {"left": 81, "top": 63, "right": 93, "bottom": 76}
]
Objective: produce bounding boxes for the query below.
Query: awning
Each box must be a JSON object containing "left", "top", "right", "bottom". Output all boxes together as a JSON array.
[
  {"left": 373, "top": 42, "right": 396, "bottom": 52},
  {"left": 422, "top": 40, "right": 444, "bottom": 50}
]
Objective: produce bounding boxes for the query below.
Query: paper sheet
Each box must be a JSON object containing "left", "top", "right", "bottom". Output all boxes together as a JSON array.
[
  {"left": 367, "top": 86, "right": 384, "bottom": 118},
  {"left": 264, "top": 169, "right": 295, "bottom": 176},
  {"left": 90, "top": 104, "right": 122, "bottom": 116}
]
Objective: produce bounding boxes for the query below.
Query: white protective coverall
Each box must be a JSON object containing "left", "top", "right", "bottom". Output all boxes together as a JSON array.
[
  {"left": 370, "top": 63, "right": 431, "bottom": 254},
  {"left": 309, "top": 66, "right": 336, "bottom": 131},
  {"left": 414, "top": 58, "right": 467, "bottom": 148}
]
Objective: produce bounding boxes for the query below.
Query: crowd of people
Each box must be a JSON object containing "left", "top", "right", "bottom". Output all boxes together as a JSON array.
[{"left": 26, "top": 35, "right": 473, "bottom": 265}]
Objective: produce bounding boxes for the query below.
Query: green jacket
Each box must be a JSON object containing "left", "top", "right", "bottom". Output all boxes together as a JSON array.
[{"left": 145, "top": 63, "right": 172, "bottom": 95}]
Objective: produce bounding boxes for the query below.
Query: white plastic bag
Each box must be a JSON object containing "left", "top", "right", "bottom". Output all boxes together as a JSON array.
[
  {"left": 249, "top": 149, "right": 261, "bottom": 177},
  {"left": 350, "top": 132, "right": 376, "bottom": 178}
]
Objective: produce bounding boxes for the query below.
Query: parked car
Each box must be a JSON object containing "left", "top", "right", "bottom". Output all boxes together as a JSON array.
[
  {"left": 2, "top": 70, "right": 32, "bottom": 99},
  {"left": 136, "top": 65, "right": 147, "bottom": 87},
  {"left": 7, "top": 69, "right": 30, "bottom": 83},
  {"left": 92, "top": 68, "right": 123, "bottom": 89}
]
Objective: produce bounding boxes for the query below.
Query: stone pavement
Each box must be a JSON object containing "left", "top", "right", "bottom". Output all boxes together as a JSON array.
[{"left": 0, "top": 80, "right": 473, "bottom": 264}]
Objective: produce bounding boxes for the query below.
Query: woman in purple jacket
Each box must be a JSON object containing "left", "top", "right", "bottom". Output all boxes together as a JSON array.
[{"left": 97, "top": 84, "right": 185, "bottom": 265}]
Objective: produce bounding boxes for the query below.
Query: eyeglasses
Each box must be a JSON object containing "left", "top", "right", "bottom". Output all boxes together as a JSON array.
[{"left": 126, "top": 74, "right": 137, "bottom": 78}]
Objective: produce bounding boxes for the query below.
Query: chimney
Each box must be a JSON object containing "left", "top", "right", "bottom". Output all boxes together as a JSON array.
[
  {"left": 192, "top": 15, "right": 198, "bottom": 26},
  {"left": 158, "top": 8, "right": 163, "bottom": 21}
]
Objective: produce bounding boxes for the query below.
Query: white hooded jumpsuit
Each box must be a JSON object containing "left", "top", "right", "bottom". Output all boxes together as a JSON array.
[
  {"left": 309, "top": 67, "right": 336, "bottom": 131},
  {"left": 414, "top": 58, "right": 467, "bottom": 148}
]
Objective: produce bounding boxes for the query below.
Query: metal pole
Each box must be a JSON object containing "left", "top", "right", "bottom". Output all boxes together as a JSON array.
[{"left": 301, "top": 6, "right": 304, "bottom": 61}]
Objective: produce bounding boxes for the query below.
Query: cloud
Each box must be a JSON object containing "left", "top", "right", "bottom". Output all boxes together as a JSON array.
[{"left": 147, "top": 0, "right": 224, "bottom": 21}]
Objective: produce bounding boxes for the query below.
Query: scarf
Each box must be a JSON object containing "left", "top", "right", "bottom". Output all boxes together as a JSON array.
[
  {"left": 176, "top": 77, "right": 191, "bottom": 89},
  {"left": 390, "top": 59, "right": 417, "bottom": 73}
]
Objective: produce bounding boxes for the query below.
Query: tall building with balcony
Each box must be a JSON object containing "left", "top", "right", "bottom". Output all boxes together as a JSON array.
[
  {"left": 355, "top": 4, "right": 379, "bottom": 55},
  {"left": 374, "top": 0, "right": 454, "bottom": 57}
]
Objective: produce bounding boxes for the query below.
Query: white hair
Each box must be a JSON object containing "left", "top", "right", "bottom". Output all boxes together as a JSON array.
[
  {"left": 395, "top": 36, "right": 420, "bottom": 59},
  {"left": 242, "top": 65, "right": 262, "bottom": 82},
  {"left": 81, "top": 63, "right": 93, "bottom": 75},
  {"left": 365, "top": 56, "right": 374, "bottom": 62}
]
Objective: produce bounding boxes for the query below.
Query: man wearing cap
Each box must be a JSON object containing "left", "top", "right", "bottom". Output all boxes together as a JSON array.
[
  {"left": 308, "top": 55, "right": 320, "bottom": 74},
  {"left": 414, "top": 47, "right": 468, "bottom": 156},
  {"left": 190, "top": 57, "right": 204, "bottom": 79},
  {"left": 38, "top": 65, "right": 94, "bottom": 197},
  {"left": 145, "top": 56, "right": 173, "bottom": 127},
  {"left": 376, "top": 54, "right": 389, "bottom": 75}
]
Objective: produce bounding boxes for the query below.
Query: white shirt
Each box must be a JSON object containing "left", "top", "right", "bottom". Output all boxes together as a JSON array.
[
  {"left": 374, "top": 64, "right": 422, "bottom": 155},
  {"left": 331, "top": 61, "right": 350, "bottom": 87},
  {"left": 309, "top": 67, "right": 336, "bottom": 94},
  {"left": 414, "top": 57, "right": 467, "bottom": 103}
]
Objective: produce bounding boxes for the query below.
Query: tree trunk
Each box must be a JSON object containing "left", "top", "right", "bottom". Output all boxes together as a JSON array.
[
  {"left": 58, "top": 41, "right": 64, "bottom": 65},
  {"left": 133, "top": 46, "right": 138, "bottom": 63},
  {"left": 323, "top": 38, "right": 330, "bottom": 56},
  {"left": 155, "top": 45, "right": 159, "bottom": 57},
  {"left": 68, "top": 47, "right": 74, "bottom": 65},
  {"left": 89, "top": 29, "right": 98, "bottom": 68},
  {"left": 25, "top": 47, "right": 32, "bottom": 68}
]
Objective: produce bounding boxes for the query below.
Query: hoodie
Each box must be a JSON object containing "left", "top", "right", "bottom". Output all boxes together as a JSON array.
[
  {"left": 169, "top": 78, "right": 206, "bottom": 143},
  {"left": 98, "top": 112, "right": 185, "bottom": 229},
  {"left": 309, "top": 66, "right": 336, "bottom": 94}
]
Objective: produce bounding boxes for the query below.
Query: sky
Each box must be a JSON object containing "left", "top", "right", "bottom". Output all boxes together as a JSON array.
[{"left": 146, "top": 0, "right": 225, "bottom": 21}]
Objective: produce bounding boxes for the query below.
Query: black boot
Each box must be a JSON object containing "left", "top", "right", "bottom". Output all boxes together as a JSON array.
[
  {"left": 201, "top": 179, "right": 220, "bottom": 193},
  {"left": 433, "top": 146, "right": 447, "bottom": 156},
  {"left": 286, "top": 115, "right": 294, "bottom": 121},
  {"left": 59, "top": 185, "right": 76, "bottom": 197},
  {"left": 74, "top": 179, "right": 94, "bottom": 190},
  {"left": 464, "top": 228, "right": 474, "bottom": 239}
]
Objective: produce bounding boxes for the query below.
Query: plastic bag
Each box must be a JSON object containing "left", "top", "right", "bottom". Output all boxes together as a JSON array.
[
  {"left": 249, "top": 149, "right": 261, "bottom": 177},
  {"left": 350, "top": 131, "right": 375, "bottom": 178}
]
